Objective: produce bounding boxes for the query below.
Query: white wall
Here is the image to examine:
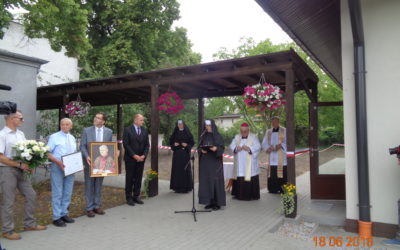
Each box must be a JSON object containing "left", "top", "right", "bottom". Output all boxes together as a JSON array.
[
  {"left": 214, "top": 117, "right": 241, "bottom": 130},
  {"left": 342, "top": 0, "right": 400, "bottom": 225},
  {"left": 0, "top": 21, "right": 79, "bottom": 86}
]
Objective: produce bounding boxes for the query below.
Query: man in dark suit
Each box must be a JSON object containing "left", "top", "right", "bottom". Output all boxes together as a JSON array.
[
  {"left": 80, "top": 112, "right": 113, "bottom": 217},
  {"left": 123, "top": 114, "right": 149, "bottom": 206}
]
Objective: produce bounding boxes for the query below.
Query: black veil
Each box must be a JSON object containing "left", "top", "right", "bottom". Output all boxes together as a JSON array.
[{"left": 169, "top": 120, "right": 194, "bottom": 147}]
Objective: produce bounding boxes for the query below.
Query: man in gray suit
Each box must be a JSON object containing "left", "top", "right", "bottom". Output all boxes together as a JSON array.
[{"left": 80, "top": 112, "right": 113, "bottom": 217}]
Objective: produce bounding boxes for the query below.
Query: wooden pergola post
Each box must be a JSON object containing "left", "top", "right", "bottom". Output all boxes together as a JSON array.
[
  {"left": 285, "top": 69, "right": 296, "bottom": 186},
  {"left": 198, "top": 98, "right": 204, "bottom": 139},
  {"left": 58, "top": 93, "right": 69, "bottom": 127},
  {"left": 309, "top": 84, "right": 319, "bottom": 199},
  {"left": 116, "top": 104, "right": 123, "bottom": 173},
  {"left": 149, "top": 83, "right": 159, "bottom": 197}
]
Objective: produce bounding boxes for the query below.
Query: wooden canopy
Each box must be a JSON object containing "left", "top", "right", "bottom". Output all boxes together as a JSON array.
[
  {"left": 37, "top": 49, "right": 318, "bottom": 110},
  {"left": 37, "top": 49, "right": 318, "bottom": 197}
]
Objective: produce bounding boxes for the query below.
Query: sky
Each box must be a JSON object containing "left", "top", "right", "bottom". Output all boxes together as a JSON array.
[{"left": 173, "top": 0, "right": 291, "bottom": 63}]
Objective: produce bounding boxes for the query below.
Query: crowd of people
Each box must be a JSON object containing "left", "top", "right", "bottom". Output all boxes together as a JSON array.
[{"left": 0, "top": 110, "right": 288, "bottom": 240}]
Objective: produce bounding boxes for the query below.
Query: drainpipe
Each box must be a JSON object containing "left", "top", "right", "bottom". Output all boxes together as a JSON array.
[{"left": 348, "top": 0, "right": 372, "bottom": 238}]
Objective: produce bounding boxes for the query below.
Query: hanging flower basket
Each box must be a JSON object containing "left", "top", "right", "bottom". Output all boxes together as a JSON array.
[
  {"left": 243, "top": 74, "right": 286, "bottom": 112},
  {"left": 157, "top": 92, "right": 184, "bottom": 115},
  {"left": 65, "top": 95, "right": 91, "bottom": 117}
]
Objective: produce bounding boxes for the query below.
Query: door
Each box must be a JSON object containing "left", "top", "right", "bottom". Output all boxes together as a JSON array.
[{"left": 309, "top": 101, "right": 345, "bottom": 200}]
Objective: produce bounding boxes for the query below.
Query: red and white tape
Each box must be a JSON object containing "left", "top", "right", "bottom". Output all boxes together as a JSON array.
[
  {"left": 158, "top": 145, "right": 235, "bottom": 159},
  {"left": 158, "top": 143, "right": 344, "bottom": 159}
]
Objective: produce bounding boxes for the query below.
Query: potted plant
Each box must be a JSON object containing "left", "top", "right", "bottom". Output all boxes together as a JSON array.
[
  {"left": 141, "top": 169, "right": 158, "bottom": 199},
  {"left": 281, "top": 183, "right": 297, "bottom": 218}
]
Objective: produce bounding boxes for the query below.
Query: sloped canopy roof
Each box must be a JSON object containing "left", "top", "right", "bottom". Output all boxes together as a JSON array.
[
  {"left": 37, "top": 49, "right": 318, "bottom": 110},
  {"left": 255, "top": 0, "right": 341, "bottom": 86}
]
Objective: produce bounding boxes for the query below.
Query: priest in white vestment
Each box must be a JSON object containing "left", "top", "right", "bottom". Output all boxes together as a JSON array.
[
  {"left": 229, "top": 123, "right": 261, "bottom": 200},
  {"left": 262, "top": 116, "right": 287, "bottom": 193}
]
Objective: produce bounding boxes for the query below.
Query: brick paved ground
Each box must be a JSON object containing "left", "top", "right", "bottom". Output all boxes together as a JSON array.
[{"left": 1, "top": 172, "right": 388, "bottom": 250}]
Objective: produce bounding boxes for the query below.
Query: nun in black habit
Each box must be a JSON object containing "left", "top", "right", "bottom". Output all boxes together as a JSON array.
[
  {"left": 169, "top": 120, "right": 194, "bottom": 193},
  {"left": 198, "top": 119, "right": 226, "bottom": 210}
]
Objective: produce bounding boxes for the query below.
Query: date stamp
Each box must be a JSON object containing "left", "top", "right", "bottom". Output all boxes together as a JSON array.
[{"left": 313, "top": 236, "right": 374, "bottom": 247}]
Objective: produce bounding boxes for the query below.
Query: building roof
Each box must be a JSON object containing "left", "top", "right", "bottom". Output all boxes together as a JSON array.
[
  {"left": 255, "top": 0, "right": 341, "bottom": 86},
  {"left": 0, "top": 48, "right": 49, "bottom": 66},
  {"left": 37, "top": 49, "right": 318, "bottom": 110}
]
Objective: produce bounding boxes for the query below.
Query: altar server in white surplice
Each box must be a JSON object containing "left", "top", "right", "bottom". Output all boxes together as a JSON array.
[{"left": 229, "top": 122, "right": 261, "bottom": 200}]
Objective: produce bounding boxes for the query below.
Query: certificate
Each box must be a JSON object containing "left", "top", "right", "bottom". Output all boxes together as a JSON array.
[{"left": 62, "top": 151, "right": 84, "bottom": 176}]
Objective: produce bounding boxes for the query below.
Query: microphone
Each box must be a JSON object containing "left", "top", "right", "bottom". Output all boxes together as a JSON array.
[{"left": 0, "top": 84, "right": 12, "bottom": 91}]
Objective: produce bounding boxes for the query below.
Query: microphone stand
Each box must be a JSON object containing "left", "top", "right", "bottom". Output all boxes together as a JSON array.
[{"left": 174, "top": 150, "right": 211, "bottom": 222}]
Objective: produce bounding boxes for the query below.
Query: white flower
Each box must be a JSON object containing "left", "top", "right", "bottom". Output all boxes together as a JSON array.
[
  {"left": 18, "top": 146, "right": 25, "bottom": 151},
  {"left": 32, "top": 146, "right": 40, "bottom": 152},
  {"left": 39, "top": 142, "right": 45, "bottom": 147},
  {"left": 25, "top": 155, "right": 32, "bottom": 161}
]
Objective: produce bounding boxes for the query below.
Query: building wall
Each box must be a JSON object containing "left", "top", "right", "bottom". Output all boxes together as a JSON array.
[
  {"left": 341, "top": 0, "right": 400, "bottom": 224},
  {"left": 214, "top": 117, "right": 241, "bottom": 130},
  {"left": 0, "top": 21, "right": 79, "bottom": 86},
  {"left": 0, "top": 54, "right": 44, "bottom": 139}
]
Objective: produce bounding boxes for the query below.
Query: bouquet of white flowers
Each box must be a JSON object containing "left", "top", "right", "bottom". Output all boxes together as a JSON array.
[{"left": 13, "top": 140, "right": 50, "bottom": 177}]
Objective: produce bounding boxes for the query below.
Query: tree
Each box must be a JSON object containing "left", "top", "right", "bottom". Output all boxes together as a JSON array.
[{"left": 30, "top": 0, "right": 202, "bottom": 138}]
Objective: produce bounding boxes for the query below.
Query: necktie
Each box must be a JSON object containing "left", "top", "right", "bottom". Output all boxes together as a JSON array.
[
  {"left": 66, "top": 134, "right": 71, "bottom": 153},
  {"left": 137, "top": 127, "right": 140, "bottom": 136},
  {"left": 96, "top": 128, "right": 102, "bottom": 142}
]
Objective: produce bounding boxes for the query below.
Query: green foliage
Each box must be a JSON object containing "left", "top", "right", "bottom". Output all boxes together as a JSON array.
[
  {"left": 23, "top": 0, "right": 91, "bottom": 58},
  {"left": 0, "top": 0, "right": 25, "bottom": 38},
  {"left": 2, "top": 0, "right": 201, "bottom": 68}
]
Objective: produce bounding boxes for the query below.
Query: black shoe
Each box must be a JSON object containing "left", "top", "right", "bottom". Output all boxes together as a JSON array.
[
  {"left": 61, "top": 215, "right": 75, "bottom": 223},
  {"left": 133, "top": 197, "right": 144, "bottom": 205},
  {"left": 205, "top": 204, "right": 214, "bottom": 209},
  {"left": 127, "top": 199, "right": 135, "bottom": 206},
  {"left": 212, "top": 205, "right": 221, "bottom": 211},
  {"left": 53, "top": 219, "right": 66, "bottom": 227}
]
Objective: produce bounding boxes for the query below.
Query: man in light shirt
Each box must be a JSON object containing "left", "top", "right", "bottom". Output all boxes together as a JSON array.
[
  {"left": 0, "top": 111, "right": 46, "bottom": 240},
  {"left": 47, "top": 118, "right": 77, "bottom": 227}
]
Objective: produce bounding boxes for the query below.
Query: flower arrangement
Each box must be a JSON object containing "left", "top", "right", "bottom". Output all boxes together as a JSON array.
[
  {"left": 142, "top": 169, "right": 158, "bottom": 198},
  {"left": 65, "top": 96, "right": 91, "bottom": 117},
  {"left": 281, "top": 183, "right": 297, "bottom": 217},
  {"left": 12, "top": 140, "right": 50, "bottom": 178},
  {"left": 157, "top": 92, "right": 184, "bottom": 115},
  {"left": 243, "top": 82, "right": 285, "bottom": 111}
]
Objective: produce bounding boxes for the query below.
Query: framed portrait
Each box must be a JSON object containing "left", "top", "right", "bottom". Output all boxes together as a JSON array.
[{"left": 89, "top": 142, "right": 119, "bottom": 177}]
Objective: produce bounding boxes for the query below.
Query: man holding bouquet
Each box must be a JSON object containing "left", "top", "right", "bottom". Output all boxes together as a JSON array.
[
  {"left": 47, "top": 118, "right": 77, "bottom": 227},
  {"left": 0, "top": 111, "right": 47, "bottom": 240}
]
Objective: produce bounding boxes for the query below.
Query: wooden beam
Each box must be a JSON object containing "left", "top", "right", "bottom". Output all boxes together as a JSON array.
[
  {"left": 116, "top": 104, "right": 123, "bottom": 174},
  {"left": 294, "top": 70, "right": 314, "bottom": 102},
  {"left": 215, "top": 77, "right": 243, "bottom": 88},
  {"left": 285, "top": 69, "right": 296, "bottom": 186},
  {"left": 317, "top": 101, "right": 343, "bottom": 106},
  {"left": 309, "top": 84, "right": 319, "bottom": 199},
  {"left": 38, "top": 61, "right": 293, "bottom": 98},
  {"left": 149, "top": 83, "right": 159, "bottom": 197}
]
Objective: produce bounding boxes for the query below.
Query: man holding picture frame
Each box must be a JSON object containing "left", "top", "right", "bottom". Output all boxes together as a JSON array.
[
  {"left": 47, "top": 118, "right": 77, "bottom": 227},
  {"left": 80, "top": 112, "right": 113, "bottom": 218}
]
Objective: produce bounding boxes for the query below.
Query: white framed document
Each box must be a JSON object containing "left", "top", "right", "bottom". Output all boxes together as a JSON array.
[{"left": 62, "top": 151, "right": 84, "bottom": 176}]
